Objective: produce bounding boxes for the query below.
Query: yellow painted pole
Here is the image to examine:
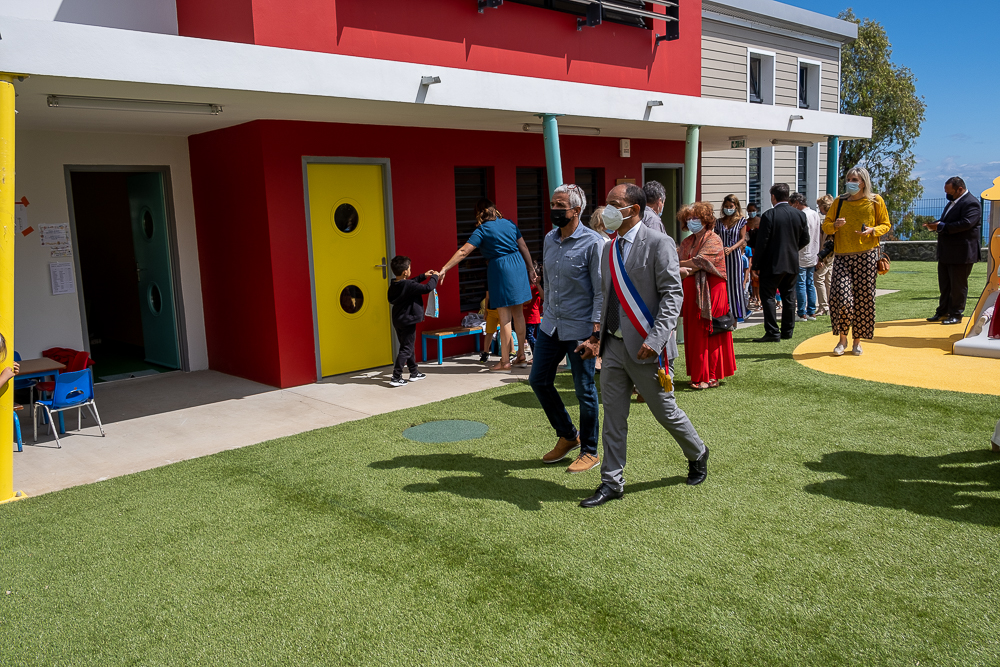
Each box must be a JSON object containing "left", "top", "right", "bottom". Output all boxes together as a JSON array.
[{"left": 0, "top": 73, "right": 23, "bottom": 504}]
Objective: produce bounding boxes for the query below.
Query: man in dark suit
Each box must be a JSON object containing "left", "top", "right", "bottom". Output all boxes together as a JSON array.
[
  {"left": 751, "top": 183, "right": 809, "bottom": 342},
  {"left": 923, "top": 177, "right": 982, "bottom": 325}
]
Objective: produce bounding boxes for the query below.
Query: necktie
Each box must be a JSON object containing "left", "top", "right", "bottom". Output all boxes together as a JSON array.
[{"left": 605, "top": 237, "right": 624, "bottom": 335}]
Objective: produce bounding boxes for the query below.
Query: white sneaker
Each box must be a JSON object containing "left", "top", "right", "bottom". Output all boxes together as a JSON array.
[
  {"left": 806, "top": 315, "right": 817, "bottom": 321},
  {"left": 852, "top": 342, "right": 863, "bottom": 356},
  {"left": 795, "top": 315, "right": 808, "bottom": 322},
  {"left": 833, "top": 342, "right": 846, "bottom": 356}
]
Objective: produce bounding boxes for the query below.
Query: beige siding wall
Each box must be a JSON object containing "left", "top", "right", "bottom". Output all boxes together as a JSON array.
[
  {"left": 701, "top": 149, "right": 748, "bottom": 208},
  {"left": 818, "top": 141, "right": 829, "bottom": 198},
  {"left": 774, "top": 146, "right": 797, "bottom": 185},
  {"left": 701, "top": 19, "right": 841, "bottom": 110},
  {"left": 702, "top": 35, "right": 747, "bottom": 101}
]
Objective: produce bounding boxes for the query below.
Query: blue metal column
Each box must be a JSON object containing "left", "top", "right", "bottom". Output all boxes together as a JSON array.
[
  {"left": 540, "top": 114, "right": 563, "bottom": 198},
  {"left": 826, "top": 136, "right": 839, "bottom": 196}
]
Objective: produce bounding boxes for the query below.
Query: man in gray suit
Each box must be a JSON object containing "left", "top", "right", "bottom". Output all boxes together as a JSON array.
[{"left": 576, "top": 184, "right": 708, "bottom": 508}]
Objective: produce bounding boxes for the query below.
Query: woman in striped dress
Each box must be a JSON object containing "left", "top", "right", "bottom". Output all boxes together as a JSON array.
[{"left": 715, "top": 194, "right": 749, "bottom": 321}]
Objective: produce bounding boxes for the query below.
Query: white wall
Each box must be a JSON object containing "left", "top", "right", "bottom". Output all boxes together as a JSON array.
[
  {"left": 0, "top": 0, "right": 178, "bottom": 34},
  {"left": 13, "top": 129, "right": 207, "bottom": 370}
]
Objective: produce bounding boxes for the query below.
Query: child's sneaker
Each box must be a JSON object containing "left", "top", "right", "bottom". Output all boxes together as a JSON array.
[
  {"left": 408, "top": 372, "right": 427, "bottom": 382},
  {"left": 389, "top": 376, "right": 408, "bottom": 387},
  {"left": 479, "top": 351, "right": 490, "bottom": 363}
]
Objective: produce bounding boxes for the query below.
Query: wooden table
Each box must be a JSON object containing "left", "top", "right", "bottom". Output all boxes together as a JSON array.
[{"left": 16, "top": 357, "right": 67, "bottom": 434}]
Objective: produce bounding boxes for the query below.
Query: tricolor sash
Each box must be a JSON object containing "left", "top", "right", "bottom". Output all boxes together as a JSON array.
[{"left": 608, "top": 231, "right": 672, "bottom": 391}]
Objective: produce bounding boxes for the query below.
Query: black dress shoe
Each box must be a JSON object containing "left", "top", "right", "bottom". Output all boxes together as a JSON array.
[
  {"left": 942, "top": 316, "right": 962, "bottom": 325},
  {"left": 579, "top": 483, "right": 623, "bottom": 508},
  {"left": 926, "top": 314, "right": 947, "bottom": 322},
  {"left": 754, "top": 336, "right": 781, "bottom": 343},
  {"left": 780, "top": 333, "right": 794, "bottom": 339},
  {"left": 687, "top": 446, "right": 709, "bottom": 486}
]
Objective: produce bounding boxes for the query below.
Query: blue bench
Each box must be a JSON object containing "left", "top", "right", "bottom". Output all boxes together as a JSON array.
[{"left": 421, "top": 326, "right": 483, "bottom": 364}]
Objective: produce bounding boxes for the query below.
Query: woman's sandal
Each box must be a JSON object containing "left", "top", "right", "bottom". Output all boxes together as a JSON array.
[
  {"left": 707, "top": 379, "right": 720, "bottom": 388},
  {"left": 511, "top": 356, "right": 530, "bottom": 368},
  {"left": 489, "top": 363, "right": 512, "bottom": 372},
  {"left": 690, "top": 382, "right": 709, "bottom": 390}
]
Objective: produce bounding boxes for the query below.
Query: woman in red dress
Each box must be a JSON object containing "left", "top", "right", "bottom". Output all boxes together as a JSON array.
[{"left": 677, "top": 202, "right": 737, "bottom": 389}]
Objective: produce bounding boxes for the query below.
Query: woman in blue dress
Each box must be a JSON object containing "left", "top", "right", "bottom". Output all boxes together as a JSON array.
[{"left": 439, "top": 199, "right": 537, "bottom": 371}]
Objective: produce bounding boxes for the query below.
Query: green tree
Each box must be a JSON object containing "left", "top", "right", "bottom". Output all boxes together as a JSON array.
[
  {"left": 889, "top": 212, "right": 937, "bottom": 241},
  {"left": 838, "top": 9, "right": 926, "bottom": 229}
]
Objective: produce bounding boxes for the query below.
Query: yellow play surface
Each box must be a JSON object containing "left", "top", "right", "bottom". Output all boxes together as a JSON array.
[{"left": 793, "top": 319, "right": 1000, "bottom": 396}]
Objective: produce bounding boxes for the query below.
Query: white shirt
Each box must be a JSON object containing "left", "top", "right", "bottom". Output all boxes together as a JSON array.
[
  {"left": 939, "top": 189, "right": 969, "bottom": 220},
  {"left": 610, "top": 221, "right": 642, "bottom": 336},
  {"left": 798, "top": 207, "right": 823, "bottom": 267}
]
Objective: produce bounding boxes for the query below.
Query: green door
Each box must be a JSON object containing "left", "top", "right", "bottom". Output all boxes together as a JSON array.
[{"left": 127, "top": 173, "right": 181, "bottom": 369}]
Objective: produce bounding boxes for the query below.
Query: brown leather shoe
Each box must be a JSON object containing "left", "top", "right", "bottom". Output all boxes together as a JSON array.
[
  {"left": 542, "top": 436, "right": 580, "bottom": 463},
  {"left": 992, "top": 441, "right": 1000, "bottom": 453},
  {"left": 567, "top": 452, "right": 599, "bottom": 473}
]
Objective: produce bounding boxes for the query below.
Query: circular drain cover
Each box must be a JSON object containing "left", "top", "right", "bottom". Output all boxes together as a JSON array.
[{"left": 403, "top": 420, "right": 489, "bottom": 443}]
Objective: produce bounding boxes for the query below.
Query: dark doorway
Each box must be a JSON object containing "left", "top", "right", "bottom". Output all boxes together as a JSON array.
[
  {"left": 70, "top": 171, "right": 180, "bottom": 381},
  {"left": 642, "top": 166, "right": 683, "bottom": 240}
]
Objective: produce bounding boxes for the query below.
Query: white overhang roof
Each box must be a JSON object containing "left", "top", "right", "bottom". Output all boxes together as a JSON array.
[{"left": 0, "top": 16, "right": 871, "bottom": 147}]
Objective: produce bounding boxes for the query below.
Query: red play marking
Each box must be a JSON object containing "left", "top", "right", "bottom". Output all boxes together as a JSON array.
[
  {"left": 17, "top": 196, "right": 28, "bottom": 207},
  {"left": 21, "top": 226, "right": 33, "bottom": 236}
]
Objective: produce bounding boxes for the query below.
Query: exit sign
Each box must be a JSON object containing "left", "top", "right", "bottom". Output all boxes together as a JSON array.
[{"left": 731, "top": 138, "right": 746, "bottom": 149}]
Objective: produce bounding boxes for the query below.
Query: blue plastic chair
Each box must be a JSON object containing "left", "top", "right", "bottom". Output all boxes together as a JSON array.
[
  {"left": 13, "top": 411, "right": 22, "bottom": 452},
  {"left": 33, "top": 368, "right": 105, "bottom": 448}
]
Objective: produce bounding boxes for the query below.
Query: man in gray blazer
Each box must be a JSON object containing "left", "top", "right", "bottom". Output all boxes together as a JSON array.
[{"left": 576, "top": 184, "right": 708, "bottom": 508}]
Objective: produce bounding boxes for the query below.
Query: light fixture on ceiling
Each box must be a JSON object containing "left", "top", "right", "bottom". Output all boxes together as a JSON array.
[
  {"left": 47, "top": 95, "right": 223, "bottom": 115},
  {"left": 646, "top": 100, "right": 663, "bottom": 107},
  {"left": 770, "top": 139, "right": 815, "bottom": 147},
  {"left": 522, "top": 123, "right": 600, "bottom": 136},
  {"left": 420, "top": 76, "right": 441, "bottom": 85}
]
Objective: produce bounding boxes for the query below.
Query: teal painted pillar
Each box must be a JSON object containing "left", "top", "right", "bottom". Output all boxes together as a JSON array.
[
  {"left": 826, "top": 136, "right": 839, "bottom": 196},
  {"left": 683, "top": 125, "right": 700, "bottom": 205},
  {"left": 540, "top": 114, "right": 563, "bottom": 198}
]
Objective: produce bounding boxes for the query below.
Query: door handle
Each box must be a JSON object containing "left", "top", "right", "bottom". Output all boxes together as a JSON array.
[{"left": 375, "top": 257, "right": 387, "bottom": 279}]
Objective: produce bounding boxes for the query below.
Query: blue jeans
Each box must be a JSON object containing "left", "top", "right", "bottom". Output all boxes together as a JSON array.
[
  {"left": 528, "top": 329, "right": 599, "bottom": 456},
  {"left": 796, "top": 266, "right": 817, "bottom": 316},
  {"left": 525, "top": 323, "right": 539, "bottom": 354}
]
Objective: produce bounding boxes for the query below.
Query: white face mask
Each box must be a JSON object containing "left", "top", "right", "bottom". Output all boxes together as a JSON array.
[
  {"left": 602, "top": 204, "right": 631, "bottom": 232},
  {"left": 723, "top": 207, "right": 736, "bottom": 216},
  {"left": 846, "top": 182, "right": 861, "bottom": 194},
  {"left": 687, "top": 219, "right": 703, "bottom": 234}
]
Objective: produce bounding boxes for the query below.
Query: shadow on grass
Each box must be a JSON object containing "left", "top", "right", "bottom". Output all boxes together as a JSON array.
[
  {"left": 804, "top": 449, "right": 1000, "bottom": 527},
  {"left": 370, "top": 452, "right": 682, "bottom": 510}
]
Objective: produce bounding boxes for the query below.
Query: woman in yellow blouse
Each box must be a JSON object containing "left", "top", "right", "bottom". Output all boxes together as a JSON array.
[{"left": 821, "top": 166, "right": 891, "bottom": 356}]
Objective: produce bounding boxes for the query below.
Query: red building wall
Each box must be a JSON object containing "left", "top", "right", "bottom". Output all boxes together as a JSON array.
[
  {"left": 176, "top": 0, "right": 701, "bottom": 96},
  {"left": 189, "top": 119, "right": 693, "bottom": 388}
]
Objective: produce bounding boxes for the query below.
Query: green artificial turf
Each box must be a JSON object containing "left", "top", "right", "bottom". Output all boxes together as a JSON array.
[{"left": 1, "top": 262, "right": 997, "bottom": 665}]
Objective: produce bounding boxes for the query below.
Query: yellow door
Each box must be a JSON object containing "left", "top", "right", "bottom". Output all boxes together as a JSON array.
[{"left": 307, "top": 163, "right": 392, "bottom": 377}]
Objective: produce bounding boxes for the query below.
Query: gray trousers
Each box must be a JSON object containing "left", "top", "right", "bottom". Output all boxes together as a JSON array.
[
  {"left": 600, "top": 336, "right": 706, "bottom": 492},
  {"left": 993, "top": 420, "right": 1000, "bottom": 448}
]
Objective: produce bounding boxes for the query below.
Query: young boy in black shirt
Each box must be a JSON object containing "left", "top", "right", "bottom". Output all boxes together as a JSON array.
[{"left": 387, "top": 256, "right": 439, "bottom": 387}]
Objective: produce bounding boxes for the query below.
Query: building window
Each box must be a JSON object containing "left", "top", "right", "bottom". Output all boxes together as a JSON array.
[
  {"left": 749, "top": 57, "right": 762, "bottom": 104},
  {"left": 798, "top": 60, "right": 821, "bottom": 110},
  {"left": 574, "top": 168, "right": 603, "bottom": 227},
  {"left": 455, "top": 167, "right": 489, "bottom": 313},
  {"left": 797, "top": 147, "right": 808, "bottom": 195},
  {"left": 748, "top": 148, "right": 762, "bottom": 206},
  {"left": 748, "top": 50, "right": 775, "bottom": 105},
  {"left": 516, "top": 168, "right": 548, "bottom": 268}
]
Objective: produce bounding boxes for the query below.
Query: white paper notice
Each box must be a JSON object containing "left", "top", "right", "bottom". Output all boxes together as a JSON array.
[
  {"left": 14, "top": 204, "right": 27, "bottom": 233},
  {"left": 40, "top": 223, "right": 72, "bottom": 257},
  {"left": 49, "top": 262, "right": 76, "bottom": 295}
]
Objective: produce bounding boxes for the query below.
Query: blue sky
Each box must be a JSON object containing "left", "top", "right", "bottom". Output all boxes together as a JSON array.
[{"left": 790, "top": 0, "right": 1000, "bottom": 201}]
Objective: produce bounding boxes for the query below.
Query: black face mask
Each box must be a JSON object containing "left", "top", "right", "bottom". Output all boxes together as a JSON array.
[
  {"left": 550, "top": 208, "right": 573, "bottom": 228},
  {"left": 946, "top": 192, "right": 956, "bottom": 202}
]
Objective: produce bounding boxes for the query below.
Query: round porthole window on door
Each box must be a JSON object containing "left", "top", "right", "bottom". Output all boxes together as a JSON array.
[
  {"left": 333, "top": 203, "right": 360, "bottom": 233},
  {"left": 339, "top": 285, "right": 364, "bottom": 314},
  {"left": 148, "top": 282, "right": 162, "bottom": 315},
  {"left": 141, "top": 209, "right": 155, "bottom": 240}
]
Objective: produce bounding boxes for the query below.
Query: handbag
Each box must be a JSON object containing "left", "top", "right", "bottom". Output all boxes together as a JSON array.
[
  {"left": 877, "top": 248, "right": 891, "bottom": 276},
  {"left": 710, "top": 310, "right": 737, "bottom": 336}
]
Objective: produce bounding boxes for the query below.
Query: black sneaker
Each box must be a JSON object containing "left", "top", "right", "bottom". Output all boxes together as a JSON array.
[
  {"left": 388, "top": 377, "right": 407, "bottom": 387},
  {"left": 479, "top": 351, "right": 490, "bottom": 363},
  {"left": 408, "top": 372, "right": 426, "bottom": 382}
]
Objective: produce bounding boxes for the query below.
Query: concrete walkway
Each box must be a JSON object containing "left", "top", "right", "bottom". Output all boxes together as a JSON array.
[{"left": 14, "top": 355, "right": 530, "bottom": 497}]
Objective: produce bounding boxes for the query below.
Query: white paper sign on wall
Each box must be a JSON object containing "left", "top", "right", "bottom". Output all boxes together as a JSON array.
[{"left": 619, "top": 139, "right": 631, "bottom": 158}]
